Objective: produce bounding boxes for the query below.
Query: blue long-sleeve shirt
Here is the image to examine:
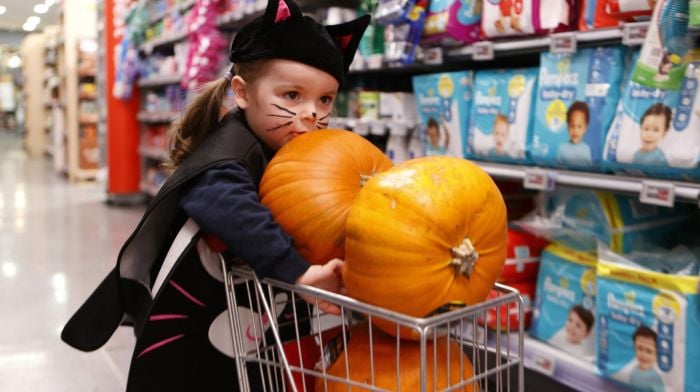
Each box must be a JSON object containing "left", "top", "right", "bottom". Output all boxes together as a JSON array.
[{"left": 179, "top": 161, "right": 310, "bottom": 283}]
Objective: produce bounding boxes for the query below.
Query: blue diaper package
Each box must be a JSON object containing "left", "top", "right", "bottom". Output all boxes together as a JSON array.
[
  {"left": 603, "top": 60, "right": 700, "bottom": 181},
  {"left": 530, "top": 244, "right": 597, "bottom": 361},
  {"left": 596, "top": 258, "right": 700, "bottom": 392},
  {"left": 467, "top": 67, "right": 538, "bottom": 164},
  {"left": 412, "top": 71, "right": 473, "bottom": 157},
  {"left": 516, "top": 188, "right": 693, "bottom": 253},
  {"left": 531, "top": 47, "right": 626, "bottom": 170}
]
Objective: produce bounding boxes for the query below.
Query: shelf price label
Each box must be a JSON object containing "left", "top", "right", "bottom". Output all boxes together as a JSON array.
[
  {"left": 622, "top": 22, "right": 649, "bottom": 46},
  {"left": 472, "top": 41, "right": 495, "bottom": 61},
  {"left": 423, "top": 47, "right": 444, "bottom": 65},
  {"left": 550, "top": 32, "right": 577, "bottom": 54},
  {"left": 530, "top": 353, "right": 556, "bottom": 376},
  {"left": 523, "top": 168, "right": 556, "bottom": 191},
  {"left": 640, "top": 181, "right": 675, "bottom": 207}
]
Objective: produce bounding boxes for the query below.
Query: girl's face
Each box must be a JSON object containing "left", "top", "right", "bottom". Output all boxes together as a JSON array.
[
  {"left": 564, "top": 310, "right": 590, "bottom": 345},
  {"left": 634, "top": 336, "right": 657, "bottom": 370},
  {"left": 427, "top": 125, "right": 440, "bottom": 146},
  {"left": 232, "top": 59, "right": 339, "bottom": 150},
  {"left": 568, "top": 111, "right": 588, "bottom": 144},
  {"left": 640, "top": 114, "right": 668, "bottom": 152}
]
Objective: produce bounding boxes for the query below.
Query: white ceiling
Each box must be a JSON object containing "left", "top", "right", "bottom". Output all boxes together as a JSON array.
[{"left": 0, "top": 0, "right": 61, "bottom": 32}]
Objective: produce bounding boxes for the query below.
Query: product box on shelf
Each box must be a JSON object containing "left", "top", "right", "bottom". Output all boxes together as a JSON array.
[
  {"left": 481, "top": 0, "right": 574, "bottom": 39},
  {"left": 484, "top": 280, "right": 537, "bottom": 330},
  {"left": 467, "top": 67, "right": 538, "bottom": 164},
  {"left": 598, "top": 0, "right": 654, "bottom": 22},
  {"left": 519, "top": 188, "right": 693, "bottom": 254},
  {"left": 530, "top": 243, "right": 597, "bottom": 362},
  {"left": 500, "top": 228, "right": 549, "bottom": 283},
  {"left": 530, "top": 46, "right": 626, "bottom": 171},
  {"left": 412, "top": 71, "right": 473, "bottom": 158},
  {"left": 421, "top": 0, "right": 481, "bottom": 45},
  {"left": 603, "top": 61, "right": 700, "bottom": 181},
  {"left": 596, "top": 259, "right": 700, "bottom": 392}
]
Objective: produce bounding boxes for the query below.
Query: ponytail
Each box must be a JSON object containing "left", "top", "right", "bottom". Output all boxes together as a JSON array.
[{"left": 162, "top": 77, "right": 231, "bottom": 175}]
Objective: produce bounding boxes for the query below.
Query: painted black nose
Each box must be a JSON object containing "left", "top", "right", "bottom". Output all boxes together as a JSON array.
[{"left": 312, "top": 112, "right": 317, "bottom": 118}]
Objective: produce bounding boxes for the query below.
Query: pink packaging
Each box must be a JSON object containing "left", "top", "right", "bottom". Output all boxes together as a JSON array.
[
  {"left": 481, "top": 0, "right": 575, "bottom": 39},
  {"left": 422, "top": 0, "right": 482, "bottom": 45}
]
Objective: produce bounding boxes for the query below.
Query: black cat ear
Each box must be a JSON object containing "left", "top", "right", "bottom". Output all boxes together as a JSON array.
[
  {"left": 262, "top": 0, "right": 303, "bottom": 27},
  {"left": 325, "top": 14, "right": 371, "bottom": 71}
]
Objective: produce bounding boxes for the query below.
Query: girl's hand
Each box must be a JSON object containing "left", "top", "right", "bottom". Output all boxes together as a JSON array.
[{"left": 295, "top": 258, "right": 345, "bottom": 315}]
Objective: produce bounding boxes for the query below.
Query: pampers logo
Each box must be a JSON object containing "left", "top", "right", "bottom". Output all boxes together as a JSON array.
[
  {"left": 543, "top": 276, "right": 576, "bottom": 302},
  {"left": 607, "top": 291, "right": 645, "bottom": 317},
  {"left": 540, "top": 59, "right": 578, "bottom": 102},
  {"left": 475, "top": 86, "right": 502, "bottom": 116}
]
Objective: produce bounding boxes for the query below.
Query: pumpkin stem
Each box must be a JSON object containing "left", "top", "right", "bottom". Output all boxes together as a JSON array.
[
  {"left": 451, "top": 238, "right": 478, "bottom": 278},
  {"left": 359, "top": 174, "right": 372, "bottom": 187}
]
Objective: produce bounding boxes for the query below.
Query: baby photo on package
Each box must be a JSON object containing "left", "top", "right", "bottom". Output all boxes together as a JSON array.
[
  {"left": 481, "top": 0, "right": 573, "bottom": 38},
  {"left": 412, "top": 71, "right": 473, "bottom": 158},
  {"left": 467, "top": 68, "right": 538, "bottom": 163},
  {"left": 531, "top": 47, "right": 626, "bottom": 170},
  {"left": 604, "top": 62, "right": 700, "bottom": 180}
]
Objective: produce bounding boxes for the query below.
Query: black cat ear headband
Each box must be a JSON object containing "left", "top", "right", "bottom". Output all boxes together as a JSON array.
[{"left": 226, "top": 0, "right": 370, "bottom": 87}]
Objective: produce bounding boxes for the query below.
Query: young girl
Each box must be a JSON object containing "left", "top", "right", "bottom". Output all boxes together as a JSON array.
[{"left": 61, "top": 0, "right": 370, "bottom": 389}]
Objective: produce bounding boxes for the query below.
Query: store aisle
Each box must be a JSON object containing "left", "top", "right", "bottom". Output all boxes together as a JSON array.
[{"left": 0, "top": 131, "right": 144, "bottom": 391}]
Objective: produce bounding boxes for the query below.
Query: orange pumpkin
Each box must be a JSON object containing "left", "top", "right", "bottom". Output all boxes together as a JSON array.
[
  {"left": 260, "top": 129, "right": 393, "bottom": 264},
  {"left": 343, "top": 157, "right": 508, "bottom": 338},
  {"left": 316, "top": 322, "right": 478, "bottom": 391}
]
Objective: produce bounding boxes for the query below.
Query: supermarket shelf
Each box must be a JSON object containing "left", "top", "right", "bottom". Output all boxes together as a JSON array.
[
  {"left": 139, "top": 145, "right": 169, "bottom": 160},
  {"left": 447, "top": 23, "right": 647, "bottom": 59},
  {"left": 474, "top": 161, "right": 700, "bottom": 206},
  {"left": 140, "top": 31, "right": 189, "bottom": 52},
  {"left": 137, "top": 74, "right": 182, "bottom": 88},
  {"left": 519, "top": 336, "right": 630, "bottom": 392},
  {"left": 79, "top": 114, "right": 99, "bottom": 124},
  {"left": 137, "top": 111, "right": 180, "bottom": 123},
  {"left": 148, "top": 0, "right": 195, "bottom": 24}
]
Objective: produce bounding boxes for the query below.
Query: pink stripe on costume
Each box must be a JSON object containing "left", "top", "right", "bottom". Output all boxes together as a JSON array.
[
  {"left": 149, "top": 314, "right": 189, "bottom": 321},
  {"left": 136, "top": 334, "right": 185, "bottom": 358},
  {"left": 169, "top": 280, "right": 206, "bottom": 307}
]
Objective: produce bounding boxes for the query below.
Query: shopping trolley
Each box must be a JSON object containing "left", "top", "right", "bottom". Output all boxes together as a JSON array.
[{"left": 222, "top": 259, "right": 525, "bottom": 392}]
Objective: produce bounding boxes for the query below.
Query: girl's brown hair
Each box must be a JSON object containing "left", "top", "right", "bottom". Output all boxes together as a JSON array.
[{"left": 161, "top": 61, "right": 266, "bottom": 174}]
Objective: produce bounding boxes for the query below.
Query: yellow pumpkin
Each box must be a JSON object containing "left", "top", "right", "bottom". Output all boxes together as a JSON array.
[
  {"left": 316, "top": 322, "right": 478, "bottom": 391},
  {"left": 343, "top": 157, "right": 508, "bottom": 338},
  {"left": 260, "top": 129, "right": 393, "bottom": 264}
]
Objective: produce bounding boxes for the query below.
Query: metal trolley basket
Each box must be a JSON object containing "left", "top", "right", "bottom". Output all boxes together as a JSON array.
[{"left": 223, "top": 262, "right": 525, "bottom": 392}]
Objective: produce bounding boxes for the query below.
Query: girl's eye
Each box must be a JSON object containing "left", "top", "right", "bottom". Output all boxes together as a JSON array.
[
  {"left": 285, "top": 91, "right": 300, "bottom": 100},
  {"left": 320, "top": 96, "right": 334, "bottom": 105}
]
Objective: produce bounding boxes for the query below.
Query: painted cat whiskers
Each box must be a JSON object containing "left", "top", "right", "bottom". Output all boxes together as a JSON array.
[{"left": 265, "top": 103, "right": 330, "bottom": 131}]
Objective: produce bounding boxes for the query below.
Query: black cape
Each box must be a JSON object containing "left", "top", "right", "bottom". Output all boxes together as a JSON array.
[{"left": 62, "top": 112, "right": 309, "bottom": 390}]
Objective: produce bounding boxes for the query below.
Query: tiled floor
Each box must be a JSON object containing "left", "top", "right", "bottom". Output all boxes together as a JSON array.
[{"left": 0, "top": 131, "right": 144, "bottom": 391}]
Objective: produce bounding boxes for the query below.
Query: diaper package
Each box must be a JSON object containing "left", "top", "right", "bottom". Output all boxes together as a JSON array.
[
  {"left": 379, "top": 0, "right": 428, "bottom": 66},
  {"left": 530, "top": 244, "right": 597, "bottom": 362},
  {"left": 631, "top": 0, "right": 691, "bottom": 91},
  {"left": 596, "top": 259, "right": 700, "bottom": 392},
  {"left": 481, "top": 0, "right": 574, "bottom": 39},
  {"left": 421, "top": 0, "right": 481, "bottom": 45},
  {"left": 412, "top": 71, "right": 473, "bottom": 158},
  {"left": 516, "top": 188, "right": 693, "bottom": 253},
  {"left": 592, "top": 0, "right": 625, "bottom": 27},
  {"left": 531, "top": 47, "right": 626, "bottom": 170},
  {"left": 467, "top": 67, "right": 538, "bottom": 164},
  {"left": 603, "top": 61, "right": 700, "bottom": 180},
  {"left": 692, "top": 0, "right": 700, "bottom": 29}
]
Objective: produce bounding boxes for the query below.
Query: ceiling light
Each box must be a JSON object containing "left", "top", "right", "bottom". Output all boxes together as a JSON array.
[
  {"left": 27, "top": 16, "right": 41, "bottom": 25},
  {"left": 7, "top": 55, "right": 22, "bottom": 69},
  {"left": 45, "top": 0, "right": 57, "bottom": 6},
  {"left": 0, "top": 6, "right": 6, "bottom": 15},
  {"left": 23, "top": 23, "right": 37, "bottom": 32},
  {"left": 34, "top": 3, "right": 49, "bottom": 13}
]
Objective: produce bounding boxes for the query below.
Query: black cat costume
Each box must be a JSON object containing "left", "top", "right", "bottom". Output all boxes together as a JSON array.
[{"left": 61, "top": 1, "right": 369, "bottom": 389}]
